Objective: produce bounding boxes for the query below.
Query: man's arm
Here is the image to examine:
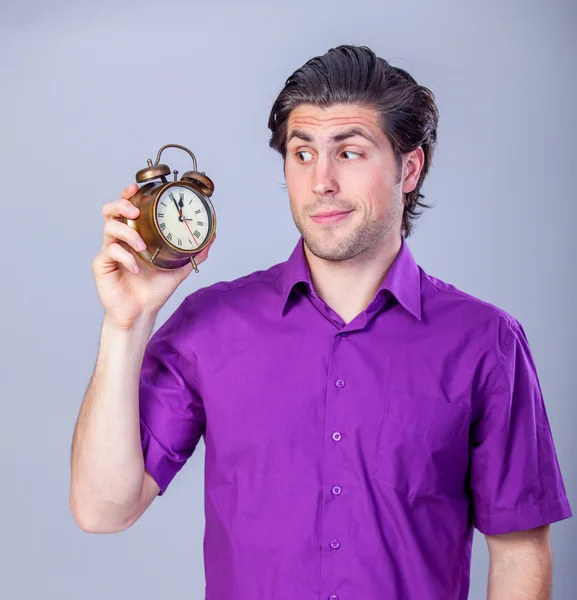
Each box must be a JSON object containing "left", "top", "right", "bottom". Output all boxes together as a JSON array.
[
  {"left": 485, "top": 525, "right": 553, "bottom": 600},
  {"left": 69, "top": 314, "right": 159, "bottom": 534}
]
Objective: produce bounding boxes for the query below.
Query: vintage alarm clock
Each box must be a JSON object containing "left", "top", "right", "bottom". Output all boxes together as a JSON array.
[{"left": 122, "top": 144, "right": 216, "bottom": 272}]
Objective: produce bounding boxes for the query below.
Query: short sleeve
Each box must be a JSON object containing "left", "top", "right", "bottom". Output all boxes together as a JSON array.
[
  {"left": 469, "top": 316, "right": 572, "bottom": 535},
  {"left": 139, "top": 296, "right": 205, "bottom": 496}
]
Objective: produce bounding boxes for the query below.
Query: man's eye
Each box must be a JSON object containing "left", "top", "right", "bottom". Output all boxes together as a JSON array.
[
  {"left": 296, "top": 151, "right": 312, "bottom": 162},
  {"left": 342, "top": 151, "right": 361, "bottom": 159}
]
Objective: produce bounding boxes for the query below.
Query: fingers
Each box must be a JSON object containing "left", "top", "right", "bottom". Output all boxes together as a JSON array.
[
  {"left": 93, "top": 242, "right": 140, "bottom": 275},
  {"left": 102, "top": 218, "right": 147, "bottom": 253},
  {"left": 120, "top": 183, "right": 139, "bottom": 200},
  {"left": 101, "top": 196, "right": 145, "bottom": 252},
  {"left": 102, "top": 197, "right": 140, "bottom": 221}
]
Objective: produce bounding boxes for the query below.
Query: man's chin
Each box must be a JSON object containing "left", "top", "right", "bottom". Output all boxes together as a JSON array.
[{"left": 303, "top": 234, "right": 355, "bottom": 262}]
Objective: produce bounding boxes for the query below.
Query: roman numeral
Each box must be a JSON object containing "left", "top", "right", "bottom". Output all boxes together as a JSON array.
[
  {"left": 194, "top": 230, "right": 201, "bottom": 238},
  {"left": 179, "top": 193, "right": 184, "bottom": 202},
  {"left": 195, "top": 209, "right": 201, "bottom": 214},
  {"left": 177, "top": 238, "right": 182, "bottom": 246},
  {"left": 197, "top": 221, "right": 204, "bottom": 227},
  {"left": 188, "top": 238, "right": 193, "bottom": 245},
  {"left": 167, "top": 233, "right": 172, "bottom": 241},
  {"left": 160, "top": 223, "right": 166, "bottom": 230},
  {"left": 158, "top": 213, "right": 164, "bottom": 218},
  {"left": 169, "top": 193, "right": 176, "bottom": 202}
]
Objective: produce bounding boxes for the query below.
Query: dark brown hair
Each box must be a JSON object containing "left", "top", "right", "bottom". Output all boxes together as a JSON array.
[{"left": 267, "top": 45, "right": 439, "bottom": 238}]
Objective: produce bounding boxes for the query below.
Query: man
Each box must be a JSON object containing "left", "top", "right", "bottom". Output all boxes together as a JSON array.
[{"left": 70, "top": 44, "right": 572, "bottom": 600}]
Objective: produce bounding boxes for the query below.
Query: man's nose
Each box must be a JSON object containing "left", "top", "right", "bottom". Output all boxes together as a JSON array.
[{"left": 312, "top": 156, "right": 339, "bottom": 196}]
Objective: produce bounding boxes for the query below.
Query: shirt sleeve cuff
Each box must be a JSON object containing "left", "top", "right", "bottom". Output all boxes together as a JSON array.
[
  {"left": 140, "top": 418, "right": 185, "bottom": 496},
  {"left": 474, "top": 495, "right": 573, "bottom": 535}
]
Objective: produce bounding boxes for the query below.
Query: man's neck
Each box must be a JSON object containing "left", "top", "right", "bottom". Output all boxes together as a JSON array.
[{"left": 303, "top": 235, "right": 402, "bottom": 325}]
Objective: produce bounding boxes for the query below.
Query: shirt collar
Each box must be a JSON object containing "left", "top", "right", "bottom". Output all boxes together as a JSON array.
[{"left": 280, "top": 236, "right": 422, "bottom": 321}]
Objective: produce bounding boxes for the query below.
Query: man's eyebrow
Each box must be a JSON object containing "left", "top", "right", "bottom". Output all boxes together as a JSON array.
[{"left": 286, "top": 127, "right": 380, "bottom": 148}]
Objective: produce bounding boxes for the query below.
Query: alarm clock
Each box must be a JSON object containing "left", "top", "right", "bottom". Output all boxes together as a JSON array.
[{"left": 122, "top": 144, "right": 216, "bottom": 272}]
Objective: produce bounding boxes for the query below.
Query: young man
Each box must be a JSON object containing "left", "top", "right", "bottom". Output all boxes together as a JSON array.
[{"left": 71, "top": 45, "right": 572, "bottom": 600}]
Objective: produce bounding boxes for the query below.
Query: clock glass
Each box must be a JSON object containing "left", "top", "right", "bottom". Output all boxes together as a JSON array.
[{"left": 156, "top": 184, "right": 210, "bottom": 250}]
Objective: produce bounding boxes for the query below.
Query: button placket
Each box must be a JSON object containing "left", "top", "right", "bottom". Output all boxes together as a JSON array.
[{"left": 323, "top": 336, "right": 349, "bottom": 597}]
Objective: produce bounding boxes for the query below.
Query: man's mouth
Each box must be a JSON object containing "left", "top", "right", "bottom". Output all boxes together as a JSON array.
[{"left": 310, "top": 210, "right": 353, "bottom": 224}]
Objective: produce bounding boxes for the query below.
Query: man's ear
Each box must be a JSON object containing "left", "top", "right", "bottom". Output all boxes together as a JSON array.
[{"left": 402, "top": 147, "right": 425, "bottom": 195}]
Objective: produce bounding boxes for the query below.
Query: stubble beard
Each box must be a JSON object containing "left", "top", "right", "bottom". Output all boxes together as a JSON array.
[{"left": 291, "top": 191, "right": 403, "bottom": 263}]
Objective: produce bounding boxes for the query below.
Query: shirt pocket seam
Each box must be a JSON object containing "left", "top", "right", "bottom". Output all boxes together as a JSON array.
[
  {"left": 373, "top": 392, "right": 471, "bottom": 499},
  {"left": 386, "top": 390, "right": 471, "bottom": 441}
]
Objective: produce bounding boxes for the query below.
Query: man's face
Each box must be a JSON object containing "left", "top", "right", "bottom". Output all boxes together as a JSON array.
[{"left": 284, "top": 103, "right": 407, "bottom": 261}]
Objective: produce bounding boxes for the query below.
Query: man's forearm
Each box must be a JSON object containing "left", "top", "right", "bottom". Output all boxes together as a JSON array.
[
  {"left": 487, "top": 547, "right": 553, "bottom": 600},
  {"left": 69, "top": 314, "right": 156, "bottom": 531}
]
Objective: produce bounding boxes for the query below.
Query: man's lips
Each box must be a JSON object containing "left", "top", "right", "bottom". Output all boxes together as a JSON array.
[
  {"left": 310, "top": 209, "right": 353, "bottom": 224},
  {"left": 311, "top": 210, "right": 351, "bottom": 217}
]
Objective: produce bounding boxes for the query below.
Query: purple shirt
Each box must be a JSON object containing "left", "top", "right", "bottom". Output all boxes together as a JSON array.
[{"left": 139, "top": 236, "right": 572, "bottom": 600}]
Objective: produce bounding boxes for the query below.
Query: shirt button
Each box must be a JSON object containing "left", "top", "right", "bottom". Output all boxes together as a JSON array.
[
  {"left": 335, "top": 378, "right": 345, "bottom": 388},
  {"left": 329, "top": 595, "right": 339, "bottom": 600},
  {"left": 332, "top": 431, "right": 342, "bottom": 442},
  {"left": 329, "top": 539, "right": 341, "bottom": 550},
  {"left": 332, "top": 485, "right": 342, "bottom": 496}
]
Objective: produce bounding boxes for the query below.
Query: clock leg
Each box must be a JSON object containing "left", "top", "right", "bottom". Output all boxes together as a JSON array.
[
  {"left": 150, "top": 248, "right": 161, "bottom": 263},
  {"left": 190, "top": 256, "right": 199, "bottom": 273}
]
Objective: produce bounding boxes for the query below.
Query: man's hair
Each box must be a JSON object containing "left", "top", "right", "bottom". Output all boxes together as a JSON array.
[{"left": 267, "top": 44, "right": 439, "bottom": 238}]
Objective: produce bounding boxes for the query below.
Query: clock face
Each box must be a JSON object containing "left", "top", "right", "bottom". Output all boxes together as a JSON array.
[{"left": 155, "top": 185, "right": 211, "bottom": 250}]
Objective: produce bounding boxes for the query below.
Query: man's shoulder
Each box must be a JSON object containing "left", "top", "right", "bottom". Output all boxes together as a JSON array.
[
  {"left": 184, "top": 259, "right": 287, "bottom": 313},
  {"left": 418, "top": 269, "right": 527, "bottom": 389},
  {"left": 419, "top": 267, "right": 520, "bottom": 333}
]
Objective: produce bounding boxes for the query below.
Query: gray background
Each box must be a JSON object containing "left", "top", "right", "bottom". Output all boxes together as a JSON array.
[{"left": 1, "top": 0, "right": 575, "bottom": 598}]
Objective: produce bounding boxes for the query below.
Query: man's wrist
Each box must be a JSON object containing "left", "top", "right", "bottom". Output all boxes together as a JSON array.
[{"left": 102, "top": 312, "right": 157, "bottom": 334}]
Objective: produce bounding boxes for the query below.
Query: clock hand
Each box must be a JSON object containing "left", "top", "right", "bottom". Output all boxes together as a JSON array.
[
  {"left": 170, "top": 195, "right": 183, "bottom": 222},
  {"left": 177, "top": 206, "right": 198, "bottom": 246},
  {"left": 169, "top": 193, "right": 198, "bottom": 246},
  {"left": 182, "top": 217, "right": 198, "bottom": 247}
]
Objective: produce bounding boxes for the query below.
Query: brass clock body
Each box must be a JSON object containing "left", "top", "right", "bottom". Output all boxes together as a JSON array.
[{"left": 121, "top": 144, "right": 216, "bottom": 271}]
